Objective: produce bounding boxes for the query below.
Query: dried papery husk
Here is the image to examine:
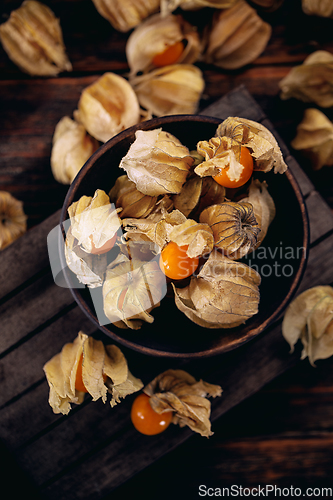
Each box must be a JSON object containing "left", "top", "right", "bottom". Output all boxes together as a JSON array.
[
  {"left": 123, "top": 208, "right": 187, "bottom": 252},
  {"left": 279, "top": 51, "right": 333, "bottom": 108},
  {"left": 242, "top": 178, "right": 275, "bottom": 250},
  {"left": 217, "top": 116, "right": 288, "bottom": 174},
  {"left": 126, "top": 13, "right": 201, "bottom": 77},
  {"left": 291, "top": 108, "right": 333, "bottom": 170},
  {"left": 192, "top": 177, "right": 226, "bottom": 218},
  {"left": 0, "top": 0, "right": 72, "bottom": 76},
  {"left": 172, "top": 175, "right": 203, "bottom": 217},
  {"left": 68, "top": 189, "right": 121, "bottom": 254},
  {"left": 109, "top": 175, "right": 158, "bottom": 218},
  {"left": 172, "top": 251, "right": 261, "bottom": 328},
  {"left": 103, "top": 254, "right": 166, "bottom": 329},
  {"left": 200, "top": 201, "right": 260, "bottom": 259},
  {"left": 65, "top": 227, "right": 107, "bottom": 288},
  {"left": 119, "top": 128, "right": 193, "bottom": 196},
  {"left": 144, "top": 369, "right": 222, "bottom": 437},
  {"left": 160, "top": 0, "right": 238, "bottom": 15},
  {"left": 91, "top": 0, "right": 160, "bottom": 32},
  {"left": 195, "top": 135, "right": 247, "bottom": 184},
  {"left": 302, "top": 0, "right": 333, "bottom": 17},
  {"left": 169, "top": 219, "right": 215, "bottom": 258},
  {"left": 74, "top": 73, "right": 140, "bottom": 143},
  {"left": 202, "top": 0, "right": 272, "bottom": 70},
  {"left": 0, "top": 191, "right": 27, "bottom": 250},
  {"left": 51, "top": 116, "right": 99, "bottom": 185},
  {"left": 43, "top": 331, "right": 143, "bottom": 414},
  {"left": 130, "top": 64, "right": 205, "bottom": 117},
  {"left": 282, "top": 285, "right": 333, "bottom": 366},
  {"left": 172, "top": 172, "right": 226, "bottom": 218}
]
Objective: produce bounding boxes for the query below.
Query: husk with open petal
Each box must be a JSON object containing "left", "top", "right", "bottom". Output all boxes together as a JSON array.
[
  {"left": 67, "top": 189, "right": 121, "bottom": 254},
  {"left": 291, "top": 108, "right": 333, "bottom": 170},
  {"left": 126, "top": 13, "right": 201, "bottom": 77},
  {"left": 43, "top": 331, "right": 143, "bottom": 414},
  {"left": 123, "top": 208, "right": 187, "bottom": 251},
  {"left": 195, "top": 135, "right": 248, "bottom": 183},
  {"left": 74, "top": 73, "right": 141, "bottom": 143},
  {"left": 109, "top": 175, "right": 158, "bottom": 218},
  {"left": 130, "top": 64, "right": 205, "bottom": 117},
  {"left": 202, "top": 0, "right": 272, "bottom": 70},
  {"left": 144, "top": 369, "right": 222, "bottom": 437},
  {"left": 119, "top": 128, "right": 193, "bottom": 196},
  {"left": 91, "top": 0, "right": 160, "bottom": 32},
  {"left": 64, "top": 227, "right": 108, "bottom": 288},
  {"left": 103, "top": 253, "right": 166, "bottom": 329},
  {"left": 242, "top": 178, "right": 276, "bottom": 250},
  {"left": 0, "top": 191, "right": 27, "bottom": 250},
  {"left": 51, "top": 116, "right": 99, "bottom": 185},
  {"left": 0, "top": 0, "right": 72, "bottom": 76},
  {"left": 302, "top": 0, "right": 333, "bottom": 18},
  {"left": 279, "top": 51, "right": 333, "bottom": 108},
  {"left": 172, "top": 251, "right": 261, "bottom": 328},
  {"left": 200, "top": 201, "right": 260, "bottom": 259},
  {"left": 169, "top": 219, "right": 215, "bottom": 258},
  {"left": 282, "top": 286, "right": 333, "bottom": 366},
  {"left": 217, "top": 117, "right": 288, "bottom": 174}
]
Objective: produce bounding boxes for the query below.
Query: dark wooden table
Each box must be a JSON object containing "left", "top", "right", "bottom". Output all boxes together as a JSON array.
[{"left": 1, "top": 1, "right": 333, "bottom": 499}]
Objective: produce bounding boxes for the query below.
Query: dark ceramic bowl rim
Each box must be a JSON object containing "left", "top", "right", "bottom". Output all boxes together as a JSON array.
[{"left": 60, "top": 114, "right": 310, "bottom": 359}]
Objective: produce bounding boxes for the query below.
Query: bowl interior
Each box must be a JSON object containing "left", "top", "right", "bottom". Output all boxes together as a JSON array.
[{"left": 61, "top": 115, "right": 309, "bottom": 358}]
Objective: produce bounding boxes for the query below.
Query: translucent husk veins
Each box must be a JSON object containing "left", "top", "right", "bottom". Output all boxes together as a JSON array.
[
  {"left": 74, "top": 72, "right": 141, "bottom": 143},
  {"left": 51, "top": 116, "right": 99, "bottom": 185},
  {"left": 43, "top": 331, "right": 143, "bottom": 414},
  {"left": 91, "top": 0, "right": 160, "bottom": 32},
  {"left": 130, "top": 64, "right": 205, "bottom": 117},
  {"left": 202, "top": 0, "right": 272, "bottom": 70},
  {"left": 144, "top": 369, "right": 222, "bottom": 437},
  {"left": 291, "top": 108, "right": 333, "bottom": 170},
  {"left": 126, "top": 13, "right": 201, "bottom": 77},
  {"left": 279, "top": 51, "right": 333, "bottom": 108},
  {"left": 119, "top": 128, "right": 194, "bottom": 196},
  {"left": 0, "top": 191, "right": 27, "bottom": 250},
  {"left": 102, "top": 254, "right": 166, "bottom": 329},
  {"left": 199, "top": 201, "right": 260, "bottom": 259},
  {"left": 282, "top": 286, "right": 333, "bottom": 366},
  {"left": 0, "top": 0, "right": 72, "bottom": 76},
  {"left": 172, "top": 251, "right": 261, "bottom": 328}
]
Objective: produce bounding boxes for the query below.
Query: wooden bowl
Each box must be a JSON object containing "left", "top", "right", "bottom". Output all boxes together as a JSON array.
[{"left": 60, "top": 115, "right": 309, "bottom": 358}]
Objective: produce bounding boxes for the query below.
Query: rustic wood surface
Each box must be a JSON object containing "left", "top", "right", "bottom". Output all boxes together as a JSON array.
[{"left": 1, "top": 1, "right": 333, "bottom": 499}]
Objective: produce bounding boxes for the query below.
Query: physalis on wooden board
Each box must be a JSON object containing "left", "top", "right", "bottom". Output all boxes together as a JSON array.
[
  {"left": 282, "top": 286, "right": 333, "bottom": 366},
  {"left": 291, "top": 108, "right": 333, "bottom": 171},
  {"left": 0, "top": 191, "right": 27, "bottom": 251},
  {"left": 43, "top": 331, "right": 143, "bottom": 415},
  {"left": 131, "top": 369, "right": 222, "bottom": 437},
  {"left": 64, "top": 116, "right": 287, "bottom": 331},
  {"left": 0, "top": 0, "right": 72, "bottom": 77}
]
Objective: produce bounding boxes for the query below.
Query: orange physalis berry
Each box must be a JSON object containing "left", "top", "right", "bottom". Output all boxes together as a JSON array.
[
  {"left": 152, "top": 41, "right": 184, "bottom": 67},
  {"left": 131, "top": 393, "right": 173, "bottom": 435},
  {"left": 213, "top": 146, "right": 254, "bottom": 189},
  {"left": 159, "top": 242, "right": 199, "bottom": 280}
]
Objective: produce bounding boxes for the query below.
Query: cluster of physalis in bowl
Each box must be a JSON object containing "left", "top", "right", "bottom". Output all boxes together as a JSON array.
[{"left": 64, "top": 116, "right": 287, "bottom": 331}]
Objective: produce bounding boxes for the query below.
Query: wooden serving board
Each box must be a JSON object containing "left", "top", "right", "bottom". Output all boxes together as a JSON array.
[{"left": 1, "top": 85, "right": 333, "bottom": 500}]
